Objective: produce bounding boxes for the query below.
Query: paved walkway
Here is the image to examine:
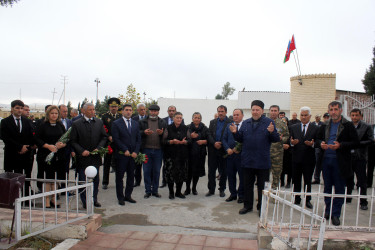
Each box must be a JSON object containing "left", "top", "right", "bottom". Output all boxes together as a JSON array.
[{"left": 70, "top": 230, "right": 258, "bottom": 250}]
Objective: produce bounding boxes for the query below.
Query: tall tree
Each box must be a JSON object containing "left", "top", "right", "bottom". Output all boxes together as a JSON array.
[
  {"left": 363, "top": 46, "right": 375, "bottom": 96},
  {"left": 118, "top": 84, "right": 141, "bottom": 111},
  {"left": 0, "top": 0, "right": 18, "bottom": 7},
  {"left": 215, "top": 82, "right": 235, "bottom": 99}
]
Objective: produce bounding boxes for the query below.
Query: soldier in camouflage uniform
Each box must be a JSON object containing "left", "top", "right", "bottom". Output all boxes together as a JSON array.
[
  {"left": 101, "top": 98, "right": 122, "bottom": 189},
  {"left": 269, "top": 105, "right": 289, "bottom": 189}
]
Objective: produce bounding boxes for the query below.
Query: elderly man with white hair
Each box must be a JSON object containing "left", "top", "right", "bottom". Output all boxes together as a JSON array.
[{"left": 290, "top": 106, "right": 319, "bottom": 209}]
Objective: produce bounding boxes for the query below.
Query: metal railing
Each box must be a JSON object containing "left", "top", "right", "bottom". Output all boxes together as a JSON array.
[
  {"left": 260, "top": 183, "right": 375, "bottom": 250},
  {"left": 13, "top": 177, "right": 94, "bottom": 241}
]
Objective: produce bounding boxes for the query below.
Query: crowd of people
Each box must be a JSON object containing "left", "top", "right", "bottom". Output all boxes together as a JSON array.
[{"left": 1, "top": 98, "right": 374, "bottom": 227}]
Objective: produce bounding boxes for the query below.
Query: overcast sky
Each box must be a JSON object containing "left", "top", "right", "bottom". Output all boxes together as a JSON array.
[{"left": 1, "top": 0, "right": 375, "bottom": 107}]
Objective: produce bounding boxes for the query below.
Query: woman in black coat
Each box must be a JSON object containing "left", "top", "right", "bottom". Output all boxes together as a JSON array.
[
  {"left": 184, "top": 112, "right": 208, "bottom": 195},
  {"left": 163, "top": 112, "right": 190, "bottom": 199},
  {"left": 35, "top": 105, "right": 66, "bottom": 208}
]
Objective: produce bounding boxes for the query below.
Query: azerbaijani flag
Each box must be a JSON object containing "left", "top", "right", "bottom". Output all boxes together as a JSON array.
[
  {"left": 283, "top": 35, "right": 296, "bottom": 63},
  {"left": 283, "top": 40, "right": 291, "bottom": 63}
]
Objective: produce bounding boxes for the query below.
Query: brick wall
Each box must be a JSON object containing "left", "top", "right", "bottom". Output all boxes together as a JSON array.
[{"left": 290, "top": 74, "right": 336, "bottom": 120}]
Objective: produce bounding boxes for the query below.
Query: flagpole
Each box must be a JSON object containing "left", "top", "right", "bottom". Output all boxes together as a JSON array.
[
  {"left": 294, "top": 35, "right": 302, "bottom": 75},
  {"left": 292, "top": 52, "right": 300, "bottom": 76}
]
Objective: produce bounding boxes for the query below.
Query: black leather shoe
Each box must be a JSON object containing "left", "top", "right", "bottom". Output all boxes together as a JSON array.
[
  {"left": 225, "top": 196, "right": 237, "bottom": 202},
  {"left": 102, "top": 185, "right": 108, "bottom": 190},
  {"left": 192, "top": 190, "right": 198, "bottom": 195},
  {"left": 237, "top": 198, "right": 244, "bottom": 204},
  {"left": 205, "top": 192, "right": 214, "bottom": 197},
  {"left": 94, "top": 201, "right": 101, "bottom": 207},
  {"left": 239, "top": 207, "right": 252, "bottom": 214},
  {"left": 285, "top": 183, "right": 291, "bottom": 189},
  {"left": 306, "top": 201, "right": 313, "bottom": 209},
  {"left": 360, "top": 204, "right": 368, "bottom": 210},
  {"left": 133, "top": 183, "right": 140, "bottom": 187},
  {"left": 82, "top": 203, "right": 87, "bottom": 209},
  {"left": 175, "top": 193, "right": 186, "bottom": 199},
  {"left": 118, "top": 200, "right": 125, "bottom": 206},
  {"left": 169, "top": 193, "right": 175, "bottom": 199},
  {"left": 152, "top": 193, "right": 162, "bottom": 198},
  {"left": 219, "top": 191, "right": 225, "bottom": 197},
  {"left": 346, "top": 198, "right": 352, "bottom": 203},
  {"left": 332, "top": 216, "right": 340, "bottom": 226},
  {"left": 311, "top": 180, "right": 320, "bottom": 185},
  {"left": 50, "top": 201, "right": 60, "bottom": 208},
  {"left": 144, "top": 193, "right": 151, "bottom": 198},
  {"left": 159, "top": 183, "right": 167, "bottom": 188},
  {"left": 184, "top": 190, "right": 191, "bottom": 195},
  {"left": 125, "top": 197, "right": 137, "bottom": 203}
]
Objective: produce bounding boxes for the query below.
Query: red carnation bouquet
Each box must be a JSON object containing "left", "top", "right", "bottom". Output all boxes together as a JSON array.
[{"left": 90, "top": 145, "right": 113, "bottom": 157}]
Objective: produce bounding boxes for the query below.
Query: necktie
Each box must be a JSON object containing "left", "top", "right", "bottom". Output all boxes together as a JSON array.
[
  {"left": 235, "top": 123, "right": 239, "bottom": 130},
  {"left": 16, "top": 118, "right": 21, "bottom": 133},
  {"left": 127, "top": 119, "right": 131, "bottom": 134},
  {"left": 302, "top": 124, "right": 306, "bottom": 137}
]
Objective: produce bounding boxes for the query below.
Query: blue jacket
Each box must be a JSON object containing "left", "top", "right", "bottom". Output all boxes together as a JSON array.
[
  {"left": 233, "top": 116, "right": 280, "bottom": 169},
  {"left": 223, "top": 124, "right": 237, "bottom": 151},
  {"left": 112, "top": 118, "right": 141, "bottom": 159}
]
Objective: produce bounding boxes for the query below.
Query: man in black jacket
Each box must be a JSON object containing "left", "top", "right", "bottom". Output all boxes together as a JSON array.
[
  {"left": 206, "top": 105, "right": 232, "bottom": 197},
  {"left": 1, "top": 100, "right": 35, "bottom": 195},
  {"left": 132, "top": 103, "right": 147, "bottom": 187},
  {"left": 316, "top": 101, "right": 359, "bottom": 226},
  {"left": 70, "top": 103, "right": 108, "bottom": 208},
  {"left": 290, "top": 106, "right": 319, "bottom": 209},
  {"left": 347, "top": 108, "right": 373, "bottom": 210}
]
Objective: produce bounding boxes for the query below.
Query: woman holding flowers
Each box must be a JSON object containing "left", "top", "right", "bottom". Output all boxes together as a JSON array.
[
  {"left": 184, "top": 112, "right": 208, "bottom": 196},
  {"left": 163, "top": 112, "right": 190, "bottom": 199},
  {"left": 35, "top": 105, "right": 66, "bottom": 208}
]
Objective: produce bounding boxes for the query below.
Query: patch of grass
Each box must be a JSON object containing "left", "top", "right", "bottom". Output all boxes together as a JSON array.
[{"left": 9, "top": 236, "right": 62, "bottom": 250}]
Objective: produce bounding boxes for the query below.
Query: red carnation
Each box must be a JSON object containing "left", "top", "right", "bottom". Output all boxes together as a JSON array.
[
  {"left": 107, "top": 145, "right": 113, "bottom": 155},
  {"left": 104, "top": 125, "right": 109, "bottom": 133}
]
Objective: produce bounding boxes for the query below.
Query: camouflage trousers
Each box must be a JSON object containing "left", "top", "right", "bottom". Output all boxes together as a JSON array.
[{"left": 271, "top": 154, "right": 284, "bottom": 189}]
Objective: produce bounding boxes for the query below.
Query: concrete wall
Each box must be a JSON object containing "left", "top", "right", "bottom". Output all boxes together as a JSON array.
[
  {"left": 157, "top": 98, "right": 238, "bottom": 126},
  {"left": 290, "top": 74, "right": 336, "bottom": 120}
]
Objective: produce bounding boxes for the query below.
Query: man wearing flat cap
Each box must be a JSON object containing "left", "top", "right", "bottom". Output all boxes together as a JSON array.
[
  {"left": 139, "top": 104, "right": 167, "bottom": 198},
  {"left": 230, "top": 100, "right": 280, "bottom": 215},
  {"left": 101, "top": 97, "right": 122, "bottom": 190}
]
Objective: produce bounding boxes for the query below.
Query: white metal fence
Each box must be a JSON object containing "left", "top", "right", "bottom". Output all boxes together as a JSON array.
[
  {"left": 13, "top": 178, "right": 94, "bottom": 241},
  {"left": 260, "top": 183, "right": 375, "bottom": 250}
]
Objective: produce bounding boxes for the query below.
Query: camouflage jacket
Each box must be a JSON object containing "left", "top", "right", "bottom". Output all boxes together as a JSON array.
[{"left": 270, "top": 118, "right": 289, "bottom": 155}]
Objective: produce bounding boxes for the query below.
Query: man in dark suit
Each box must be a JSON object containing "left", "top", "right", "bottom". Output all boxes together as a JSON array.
[
  {"left": 101, "top": 98, "right": 122, "bottom": 189},
  {"left": 70, "top": 103, "right": 108, "bottom": 208},
  {"left": 223, "top": 109, "right": 244, "bottom": 203},
  {"left": 1, "top": 100, "right": 35, "bottom": 195},
  {"left": 112, "top": 104, "right": 142, "bottom": 205},
  {"left": 347, "top": 108, "right": 373, "bottom": 210},
  {"left": 206, "top": 105, "right": 232, "bottom": 197},
  {"left": 290, "top": 106, "right": 319, "bottom": 209},
  {"left": 132, "top": 103, "right": 147, "bottom": 186},
  {"left": 58, "top": 104, "right": 73, "bottom": 187},
  {"left": 160, "top": 105, "right": 185, "bottom": 188}
]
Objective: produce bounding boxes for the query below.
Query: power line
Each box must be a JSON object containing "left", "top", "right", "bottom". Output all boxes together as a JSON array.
[{"left": 61, "top": 75, "right": 68, "bottom": 105}]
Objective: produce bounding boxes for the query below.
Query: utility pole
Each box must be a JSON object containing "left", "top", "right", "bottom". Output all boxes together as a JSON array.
[
  {"left": 61, "top": 75, "right": 68, "bottom": 105},
  {"left": 19, "top": 88, "right": 21, "bottom": 100},
  {"left": 51, "top": 88, "right": 57, "bottom": 104},
  {"left": 94, "top": 78, "right": 100, "bottom": 102}
]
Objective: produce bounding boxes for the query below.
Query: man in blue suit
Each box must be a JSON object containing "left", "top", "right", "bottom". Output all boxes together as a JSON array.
[
  {"left": 230, "top": 100, "right": 280, "bottom": 215},
  {"left": 223, "top": 108, "right": 244, "bottom": 203},
  {"left": 112, "top": 104, "right": 142, "bottom": 205}
]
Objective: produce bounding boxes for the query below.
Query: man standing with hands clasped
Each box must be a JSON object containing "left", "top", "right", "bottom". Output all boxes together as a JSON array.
[
  {"left": 230, "top": 100, "right": 280, "bottom": 215},
  {"left": 290, "top": 106, "right": 319, "bottom": 209},
  {"left": 316, "top": 101, "right": 358, "bottom": 226},
  {"left": 112, "top": 104, "right": 141, "bottom": 206}
]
